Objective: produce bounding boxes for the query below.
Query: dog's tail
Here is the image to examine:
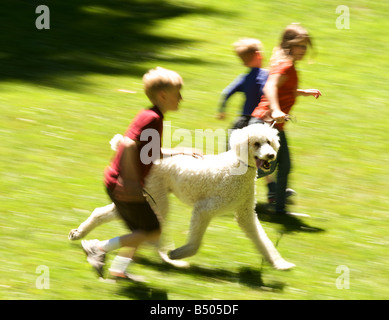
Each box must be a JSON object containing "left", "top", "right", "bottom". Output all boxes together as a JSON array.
[{"left": 110, "top": 134, "right": 124, "bottom": 151}]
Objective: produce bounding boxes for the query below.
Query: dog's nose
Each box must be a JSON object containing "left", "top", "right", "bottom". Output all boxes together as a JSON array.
[{"left": 267, "top": 154, "right": 275, "bottom": 160}]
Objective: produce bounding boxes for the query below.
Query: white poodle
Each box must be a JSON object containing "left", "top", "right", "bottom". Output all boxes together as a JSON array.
[{"left": 69, "top": 124, "right": 295, "bottom": 270}]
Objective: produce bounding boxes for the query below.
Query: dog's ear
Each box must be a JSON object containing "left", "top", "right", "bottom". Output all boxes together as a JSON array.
[
  {"left": 110, "top": 134, "right": 124, "bottom": 151},
  {"left": 269, "top": 129, "right": 280, "bottom": 152},
  {"left": 229, "top": 128, "right": 248, "bottom": 156},
  {"left": 229, "top": 129, "right": 239, "bottom": 151}
]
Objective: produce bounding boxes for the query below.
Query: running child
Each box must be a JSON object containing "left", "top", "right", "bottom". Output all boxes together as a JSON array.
[
  {"left": 250, "top": 24, "right": 321, "bottom": 215},
  {"left": 81, "top": 67, "right": 187, "bottom": 279}
]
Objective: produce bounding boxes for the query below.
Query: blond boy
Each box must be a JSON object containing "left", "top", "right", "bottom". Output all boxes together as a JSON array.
[{"left": 82, "top": 67, "right": 184, "bottom": 279}]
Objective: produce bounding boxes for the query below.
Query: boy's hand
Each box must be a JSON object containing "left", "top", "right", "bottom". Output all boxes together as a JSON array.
[
  {"left": 216, "top": 112, "right": 226, "bottom": 120},
  {"left": 162, "top": 147, "right": 203, "bottom": 159},
  {"left": 113, "top": 181, "right": 146, "bottom": 203}
]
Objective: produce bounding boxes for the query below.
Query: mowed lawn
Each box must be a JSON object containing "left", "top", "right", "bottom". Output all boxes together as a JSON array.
[{"left": 0, "top": 0, "right": 388, "bottom": 300}]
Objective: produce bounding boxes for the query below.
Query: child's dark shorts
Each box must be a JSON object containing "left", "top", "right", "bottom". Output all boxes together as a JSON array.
[{"left": 106, "top": 187, "right": 160, "bottom": 232}]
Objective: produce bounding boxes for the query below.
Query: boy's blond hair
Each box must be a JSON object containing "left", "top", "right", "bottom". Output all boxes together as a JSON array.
[
  {"left": 143, "top": 67, "right": 183, "bottom": 103},
  {"left": 233, "top": 38, "right": 263, "bottom": 61}
]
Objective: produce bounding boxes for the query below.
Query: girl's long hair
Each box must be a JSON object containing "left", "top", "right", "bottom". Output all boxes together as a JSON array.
[{"left": 270, "top": 23, "right": 313, "bottom": 67}]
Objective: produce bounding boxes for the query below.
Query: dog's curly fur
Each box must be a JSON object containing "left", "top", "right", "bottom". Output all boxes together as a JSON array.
[{"left": 69, "top": 124, "right": 295, "bottom": 270}]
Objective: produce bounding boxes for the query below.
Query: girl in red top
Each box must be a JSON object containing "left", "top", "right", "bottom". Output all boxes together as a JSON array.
[{"left": 251, "top": 24, "right": 321, "bottom": 215}]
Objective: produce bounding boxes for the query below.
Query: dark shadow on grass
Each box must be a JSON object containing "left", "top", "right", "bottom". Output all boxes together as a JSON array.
[
  {"left": 128, "top": 256, "right": 286, "bottom": 295},
  {"left": 255, "top": 202, "right": 326, "bottom": 234},
  {"left": 117, "top": 280, "right": 169, "bottom": 300},
  {"left": 1, "top": 0, "right": 230, "bottom": 90}
]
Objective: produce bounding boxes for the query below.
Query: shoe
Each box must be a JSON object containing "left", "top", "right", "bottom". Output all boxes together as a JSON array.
[
  {"left": 267, "top": 188, "right": 297, "bottom": 205},
  {"left": 109, "top": 269, "right": 146, "bottom": 282},
  {"left": 81, "top": 239, "right": 106, "bottom": 278},
  {"left": 285, "top": 188, "right": 297, "bottom": 204},
  {"left": 276, "top": 210, "right": 310, "bottom": 218},
  {"left": 267, "top": 197, "right": 276, "bottom": 205}
]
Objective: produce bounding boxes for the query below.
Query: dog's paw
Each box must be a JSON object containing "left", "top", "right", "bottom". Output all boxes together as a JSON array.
[
  {"left": 68, "top": 229, "right": 83, "bottom": 240},
  {"left": 168, "top": 249, "right": 179, "bottom": 260},
  {"left": 168, "top": 244, "right": 198, "bottom": 260},
  {"left": 168, "top": 248, "right": 186, "bottom": 260},
  {"left": 272, "top": 259, "right": 295, "bottom": 271},
  {"left": 158, "top": 250, "right": 190, "bottom": 268}
]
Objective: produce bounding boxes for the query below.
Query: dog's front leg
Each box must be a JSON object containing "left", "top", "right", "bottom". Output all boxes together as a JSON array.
[
  {"left": 169, "top": 206, "right": 213, "bottom": 260},
  {"left": 236, "top": 209, "right": 295, "bottom": 270},
  {"left": 68, "top": 203, "right": 119, "bottom": 240}
]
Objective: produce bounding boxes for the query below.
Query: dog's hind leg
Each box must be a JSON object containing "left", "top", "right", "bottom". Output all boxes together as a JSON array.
[
  {"left": 169, "top": 203, "right": 213, "bottom": 260},
  {"left": 68, "top": 203, "right": 119, "bottom": 240},
  {"left": 235, "top": 208, "right": 295, "bottom": 271}
]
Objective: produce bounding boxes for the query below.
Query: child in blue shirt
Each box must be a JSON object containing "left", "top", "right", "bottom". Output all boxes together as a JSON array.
[
  {"left": 217, "top": 38, "right": 268, "bottom": 130},
  {"left": 217, "top": 39, "right": 281, "bottom": 204}
]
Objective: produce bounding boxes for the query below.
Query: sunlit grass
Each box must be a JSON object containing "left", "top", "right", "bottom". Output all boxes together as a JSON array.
[{"left": 1, "top": 0, "right": 388, "bottom": 300}]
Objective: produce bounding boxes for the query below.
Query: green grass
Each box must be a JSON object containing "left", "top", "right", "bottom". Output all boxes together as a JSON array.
[{"left": 1, "top": 0, "right": 388, "bottom": 300}]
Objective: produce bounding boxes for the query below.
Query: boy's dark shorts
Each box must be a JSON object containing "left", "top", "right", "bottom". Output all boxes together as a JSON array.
[{"left": 106, "top": 187, "right": 160, "bottom": 232}]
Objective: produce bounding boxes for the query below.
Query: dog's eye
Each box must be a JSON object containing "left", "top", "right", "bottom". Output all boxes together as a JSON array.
[
  {"left": 267, "top": 140, "right": 270, "bottom": 145},
  {"left": 254, "top": 142, "right": 261, "bottom": 148}
]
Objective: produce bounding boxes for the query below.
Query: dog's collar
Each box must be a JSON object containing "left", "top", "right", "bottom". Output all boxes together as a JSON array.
[{"left": 239, "top": 160, "right": 256, "bottom": 169}]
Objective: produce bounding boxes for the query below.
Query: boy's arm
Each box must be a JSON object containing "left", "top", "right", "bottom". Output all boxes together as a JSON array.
[
  {"left": 217, "top": 75, "right": 244, "bottom": 119},
  {"left": 161, "top": 147, "right": 203, "bottom": 159},
  {"left": 114, "top": 137, "right": 146, "bottom": 202},
  {"left": 263, "top": 73, "right": 288, "bottom": 123}
]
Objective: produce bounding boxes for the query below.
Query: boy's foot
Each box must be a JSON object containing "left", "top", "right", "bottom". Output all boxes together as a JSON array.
[
  {"left": 109, "top": 269, "right": 146, "bottom": 282},
  {"left": 267, "top": 188, "right": 297, "bottom": 205},
  {"left": 285, "top": 188, "right": 297, "bottom": 204},
  {"left": 267, "top": 197, "right": 277, "bottom": 205},
  {"left": 81, "top": 239, "right": 106, "bottom": 278}
]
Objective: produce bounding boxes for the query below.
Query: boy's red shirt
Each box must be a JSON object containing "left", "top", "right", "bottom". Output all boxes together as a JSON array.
[
  {"left": 251, "top": 60, "right": 298, "bottom": 131},
  {"left": 104, "top": 106, "right": 163, "bottom": 190}
]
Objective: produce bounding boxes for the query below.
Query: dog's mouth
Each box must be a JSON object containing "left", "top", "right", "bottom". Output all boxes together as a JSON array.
[{"left": 255, "top": 157, "right": 272, "bottom": 171}]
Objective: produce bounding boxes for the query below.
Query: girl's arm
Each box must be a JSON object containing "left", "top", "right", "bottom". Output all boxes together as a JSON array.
[
  {"left": 263, "top": 73, "right": 288, "bottom": 123},
  {"left": 296, "top": 89, "right": 322, "bottom": 98}
]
